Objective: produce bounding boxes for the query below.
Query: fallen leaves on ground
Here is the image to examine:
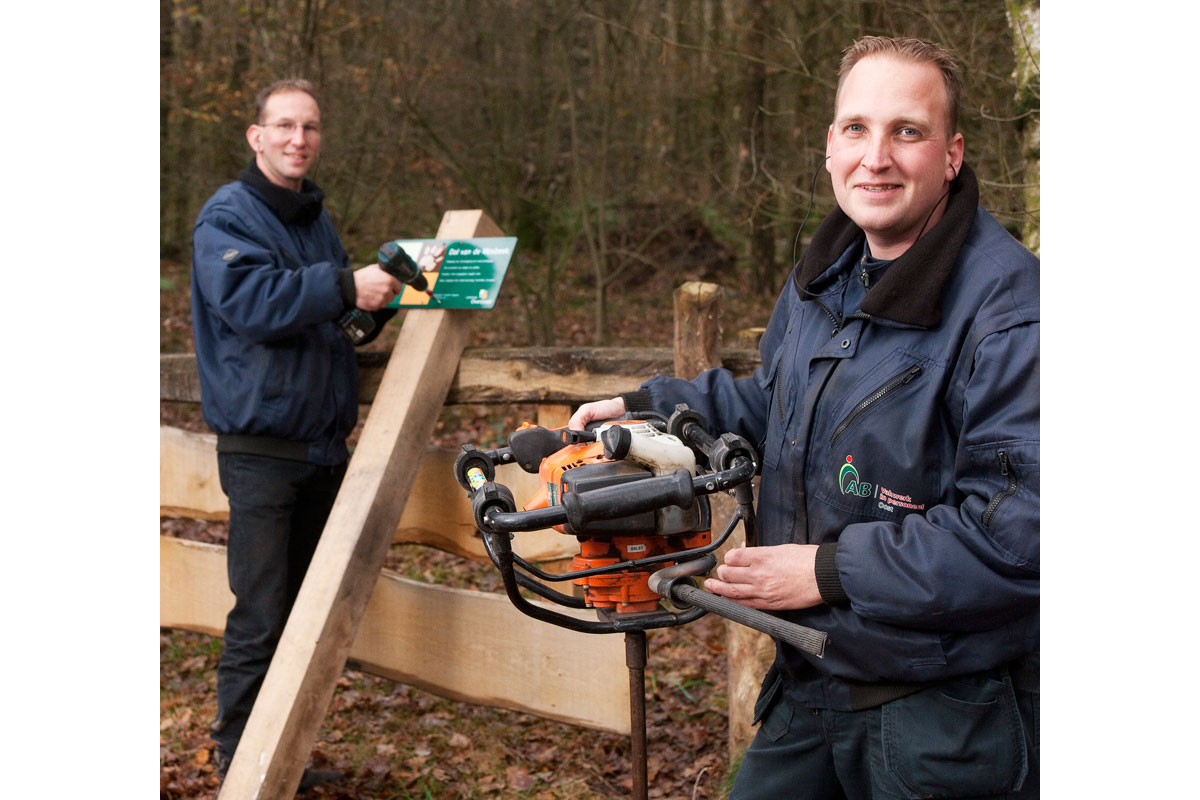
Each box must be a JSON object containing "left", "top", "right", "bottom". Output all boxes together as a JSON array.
[{"left": 161, "top": 521, "right": 734, "bottom": 800}]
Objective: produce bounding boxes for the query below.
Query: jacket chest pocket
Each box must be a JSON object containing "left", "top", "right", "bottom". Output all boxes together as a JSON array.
[{"left": 810, "top": 353, "right": 948, "bottom": 522}]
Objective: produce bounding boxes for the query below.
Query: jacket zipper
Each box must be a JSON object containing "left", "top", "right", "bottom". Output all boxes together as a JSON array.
[
  {"left": 816, "top": 298, "right": 842, "bottom": 335},
  {"left": 830, "top": 364, "right": 923, "bottom": 445},
  {"left": 772, "top": 303, "right": 875, "bottom": 426},
  {"left": 982, "top": 450, "right": 1018, "bottom": 527},
  {"left": 773, "top": 357, "right": 786, "bottom": 424}
]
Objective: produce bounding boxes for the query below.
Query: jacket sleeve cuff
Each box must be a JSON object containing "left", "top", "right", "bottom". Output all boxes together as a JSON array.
[
  {"left": 619, "top": 390, "right": 655, "bottom": 415},
  {"left": 814, "top": 542, "right": 850, "bottom": 606},
  {"left": 337, "top": 268, "right": 357, "bottom": 310}
]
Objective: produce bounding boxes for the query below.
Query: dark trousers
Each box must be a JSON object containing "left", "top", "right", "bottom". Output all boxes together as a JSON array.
[
  {"left": 210, "top": 452, "right": 346, "bottom": 762},
  {"left": 730, "top": 668, "right": 1039, "bottom": 800}
]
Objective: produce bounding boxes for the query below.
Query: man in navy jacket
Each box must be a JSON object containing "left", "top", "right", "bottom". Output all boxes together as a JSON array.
[
  {"left": 190, "top": 79, "right": 403, "bottom": 783},
  {"left": 570, "top": 37, "right": 1039, "bottom": 799}
]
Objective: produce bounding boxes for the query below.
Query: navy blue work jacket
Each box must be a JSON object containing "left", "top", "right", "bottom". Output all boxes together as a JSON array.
[
  {"left": 190, "top": 180, "right": 356, "bottom": 465},
  {"left": 638, "top": 166, "right": 1039, "bottom": 710}
]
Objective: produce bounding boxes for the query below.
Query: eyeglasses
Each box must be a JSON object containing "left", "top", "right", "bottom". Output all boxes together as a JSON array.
[{"left": 262, "top": 121, "right": 321, "bottom": 137}]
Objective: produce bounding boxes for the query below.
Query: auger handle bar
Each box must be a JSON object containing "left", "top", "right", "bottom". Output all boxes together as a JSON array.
[{"left": 649, "top": 556, "right": 827, "bottom": 658}]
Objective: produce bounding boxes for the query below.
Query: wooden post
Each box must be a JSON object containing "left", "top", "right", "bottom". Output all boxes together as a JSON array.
[
  {"left": 218, "top": 210, "right": 503, "bottom": 800},
  {"left": 536, "top": 404, "right": 571, "bottom": 430},
  {"left": 725, "top": 619, "right": 775, "bottom": 762},
  {"left": 735, "top": 326, "right": 766, "bottom": 353},
  {"left": 673, "top": 281, "right": 723, "bottom": 380},
  {"left": 671, "top": 282, "right": 773, "bottom": 764}
]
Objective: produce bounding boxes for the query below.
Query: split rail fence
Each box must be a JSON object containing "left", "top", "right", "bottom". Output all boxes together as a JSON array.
[{"left": 159, "top": 209, "right": 768, "bottom": 799}]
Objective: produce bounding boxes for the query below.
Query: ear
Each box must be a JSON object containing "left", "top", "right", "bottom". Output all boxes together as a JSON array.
[
  {"left": 246, "top": 124, "right": 263, "bottom": 152},
  {"left": 946, "top": 132, "right": 964, "bottom": 180},
  {"left": 825, "top": 125, "right": 834, "bottom": 171}
]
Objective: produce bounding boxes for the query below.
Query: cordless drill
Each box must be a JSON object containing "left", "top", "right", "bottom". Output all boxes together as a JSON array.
[{"left": 338, "top": 240, "right": 434, "bottom": 343}]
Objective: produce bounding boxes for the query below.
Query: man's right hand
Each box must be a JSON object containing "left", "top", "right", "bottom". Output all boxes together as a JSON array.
[
  {"left": 568, "top": 397, "right": 627, "bottom": 431},
  {"left": 353, "top": 263, "right": 404, "bottom": 310}
]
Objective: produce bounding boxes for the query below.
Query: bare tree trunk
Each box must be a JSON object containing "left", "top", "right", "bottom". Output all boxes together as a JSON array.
[
  {"left": 1006, "top": 0, "right": 1040, "bottom": 254},
  {"left": 740, "top": 0, "right": 776, "bottom": 296},
  {"left": 160, "top": 0, "right": 177, "bottom": 256},
  {"left": 299, "top": 0, "right": 319, "bottom": 64},
  {"left": 564, "top": 34, "right": 611, "bottom": 347}
]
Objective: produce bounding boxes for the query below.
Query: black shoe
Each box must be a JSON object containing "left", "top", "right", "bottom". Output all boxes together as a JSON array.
[{"left": 298, "top": 767, "right": 345, "bottom": 792}]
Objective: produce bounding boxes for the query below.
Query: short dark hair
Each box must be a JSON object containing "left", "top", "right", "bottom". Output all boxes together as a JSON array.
[
  {"left": 254, "top": 79, "right": 320, "bottom": 122},
  {"left": 836, "top": 36, "right": 963, "bottom": 137}
]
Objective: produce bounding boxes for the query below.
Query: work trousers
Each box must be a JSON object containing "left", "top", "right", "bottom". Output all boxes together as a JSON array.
[
  {"left": 210, "top": 452, "right": 346, "bottom": 762},
  {"left": 729, "top": 667, "right": 1039, "bottom": 800}
]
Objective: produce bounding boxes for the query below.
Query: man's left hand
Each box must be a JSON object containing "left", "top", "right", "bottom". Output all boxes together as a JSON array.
[{"left": 704, "top": 544, "right": 824, "bottom": 611}]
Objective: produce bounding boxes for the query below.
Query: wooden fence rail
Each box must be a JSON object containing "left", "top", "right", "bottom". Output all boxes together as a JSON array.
[
  {"left": 160, "top": 258, "right": 766, "bottom": 798},
  {"left": 161, "top": 346, "right": 760, "bottom": 406}
]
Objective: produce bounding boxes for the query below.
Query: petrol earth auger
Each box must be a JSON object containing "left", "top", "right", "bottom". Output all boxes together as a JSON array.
[{"left": 454, "top": 404, "right": 827, "bottom": 799}]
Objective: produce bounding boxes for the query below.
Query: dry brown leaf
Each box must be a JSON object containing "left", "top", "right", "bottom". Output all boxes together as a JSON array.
[
  {"left": 506, "top": 765, "right": 535, "bottom": 792},
  {"left": 179, "top": 656, "right": 207, "bottom": 673}
]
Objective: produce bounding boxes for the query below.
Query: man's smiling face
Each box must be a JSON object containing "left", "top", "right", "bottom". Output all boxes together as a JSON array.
[
  {"left": 247, "top": 89, "right": 322, "bottom": 191},
  {"left": 825, "top": 55, "right": 964, "bottom": 259}
]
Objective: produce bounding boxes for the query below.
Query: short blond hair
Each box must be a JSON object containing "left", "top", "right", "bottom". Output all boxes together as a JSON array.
[{"left": 836, "top": 36, "right": 962, "bottom": 137}]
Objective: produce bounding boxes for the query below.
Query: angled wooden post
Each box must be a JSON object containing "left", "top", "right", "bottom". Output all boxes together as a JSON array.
[{"left": 218, "top": 210, "right": 504, "bottom": 800}]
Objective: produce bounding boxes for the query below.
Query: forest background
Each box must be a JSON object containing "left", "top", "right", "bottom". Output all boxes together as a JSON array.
[
  {"left": 160, "top": 0, "right": 1040, "bottom": 355},
  {"left": 155, "top": 1, "right": 1039, "bottom": 798}
]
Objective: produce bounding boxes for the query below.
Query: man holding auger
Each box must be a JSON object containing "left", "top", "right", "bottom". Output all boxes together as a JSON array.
[{"left": 570, "top": 36, "right": 1039, "bottom": 799}]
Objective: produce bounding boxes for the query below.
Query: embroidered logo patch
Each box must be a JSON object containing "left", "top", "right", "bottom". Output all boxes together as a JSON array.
[
  {"left": 222, "top": 248, "right": 239, "bottom": 262},
  {"left": 839, "top": 455, "right": 873, "bottom": 497},
  {"left": 838, "top": 454, "right": 927, "bottom": 513}
]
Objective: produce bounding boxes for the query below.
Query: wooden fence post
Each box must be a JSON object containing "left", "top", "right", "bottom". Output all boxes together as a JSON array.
[
  {"left": 671, "top": 281, "right": 773, "bottom": 765},
  {"left": 218, "top": 210, "right": 504, "bottom": 800},
  {"left": 673, "top": 281, "right": 723, "bottom": 380}
]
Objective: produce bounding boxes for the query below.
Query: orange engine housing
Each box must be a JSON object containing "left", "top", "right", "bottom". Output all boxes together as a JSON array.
[{"left": 521, "top": 424, "right": 710, "bottom": 613}]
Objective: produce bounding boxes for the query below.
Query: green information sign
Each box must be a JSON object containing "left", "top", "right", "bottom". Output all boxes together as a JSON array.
[{"left": 386, "top": 237, "right": 517, "bottom": 309}]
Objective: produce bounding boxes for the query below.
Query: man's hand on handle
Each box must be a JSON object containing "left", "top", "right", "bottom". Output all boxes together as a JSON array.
[
  {"left": 568, "top": 397, "right": 627, "bottom": 431},
  {"left": 705, "top": 543, "right": 824, "bottom": 611},
  {"left": 569, "top": 398, "right": 824, "bottom": 613}
]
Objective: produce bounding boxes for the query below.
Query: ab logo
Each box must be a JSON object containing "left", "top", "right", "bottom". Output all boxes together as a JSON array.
[{"left": 839, "top": 455, "right": 873, "bottom": 497}]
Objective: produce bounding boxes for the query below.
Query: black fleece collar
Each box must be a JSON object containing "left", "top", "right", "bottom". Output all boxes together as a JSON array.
[
  {"left": 793, "top": 163, "right": 980, "bottom": 328},
  {"left": 237, "top": 158, "right": 326, "bottom": 226}
]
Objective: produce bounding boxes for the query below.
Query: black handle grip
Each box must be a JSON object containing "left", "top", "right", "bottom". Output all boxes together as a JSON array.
[
  {"left": 471, "top": 482, "right": 516, "bottom": 531},
  {"left": 667, "top": 583, "right": 827, "bottom": 657},
  {"left": 560, "top": 468, "right": 695, "bottom": 532},
  {"left": 648, "top": 558, "right": 827, "bottom": 657}
]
